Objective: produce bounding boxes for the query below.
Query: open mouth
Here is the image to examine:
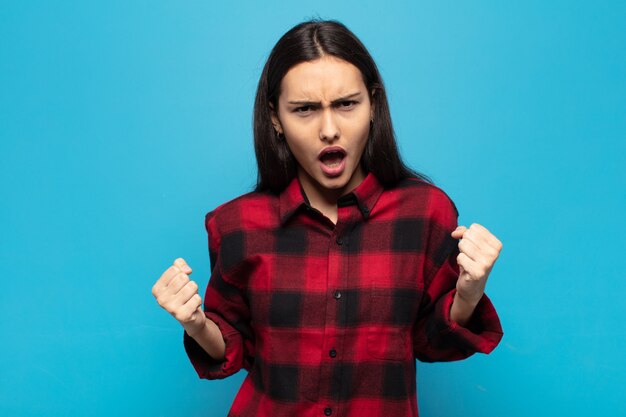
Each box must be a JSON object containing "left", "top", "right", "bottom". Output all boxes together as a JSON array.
[
  {"left": 319, "top": 147, "right": 346, "bottom": 167},
  {"left": 318, "top": 146, "right": 347, "bottom": 177}
]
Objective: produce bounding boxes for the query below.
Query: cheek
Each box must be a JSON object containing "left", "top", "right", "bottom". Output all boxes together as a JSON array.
[
  {"left": 284, "top": 137, "right": 313, "bottom": 164},
  {"left": 283, "top": 124, "right": 316, "bottom": 155},
  {"left": 352, "top": 120, "right": 371, "bottom": 149},
  {"left": 281, "top": 120, "right": 306, "bottom": 143},
  {"left": 348, "top": 109, "right": 372, "bottom": 137}
]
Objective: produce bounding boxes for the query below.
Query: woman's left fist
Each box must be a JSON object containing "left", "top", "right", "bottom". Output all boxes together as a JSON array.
[{"left": 450, "top": 223, "right": 503, "bottom": 304}]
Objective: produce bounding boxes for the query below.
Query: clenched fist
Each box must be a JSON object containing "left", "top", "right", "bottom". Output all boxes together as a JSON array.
[
  {"left": 449, "top": 223, "right": 503, "bottom": 326},
  {"left": 152, "top": 258, "right": 206, "bottom": 337},
  {"left": 451, "top": 223, "right": 503, "bottom": 305}
]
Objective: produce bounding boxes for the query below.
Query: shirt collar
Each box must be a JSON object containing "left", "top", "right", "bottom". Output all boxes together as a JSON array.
[
  {"left": 279, "top": 176, "right": 307, "bottom": 225},
  {"left": 347, "top": 172, "right": 384, "bottom": 219},
  {"left": 279, "top": 172, "right": 384, "bottom": 225}
]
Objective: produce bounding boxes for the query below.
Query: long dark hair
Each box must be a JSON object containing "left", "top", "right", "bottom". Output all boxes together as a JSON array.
[{"left": 253, "top": 19, "right": 432, "bottom": 193}]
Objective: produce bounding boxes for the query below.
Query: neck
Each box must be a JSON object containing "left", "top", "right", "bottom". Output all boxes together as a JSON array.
[{"left": 297, "top": 167, "right": 366, "bottom": 224}]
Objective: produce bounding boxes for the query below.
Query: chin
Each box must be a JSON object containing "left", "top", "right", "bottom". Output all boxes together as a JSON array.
[{"left": 318, "top": 173, "right": 353, "bottom": 190}]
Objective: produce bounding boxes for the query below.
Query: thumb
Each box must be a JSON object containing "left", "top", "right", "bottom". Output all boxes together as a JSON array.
[
  {"left": 458, "top": 263, "right": 470, "bottom": 281},
  {"left": 193, "top": 305, "right": 204, "bottom": 317},
  {"left": 451, "top": 225, "right": 467, "bottom": 239},
  {"left": 174, "top": 257, "right": 193, "bottom": 274}
]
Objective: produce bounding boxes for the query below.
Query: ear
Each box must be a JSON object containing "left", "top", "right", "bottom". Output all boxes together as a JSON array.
[
  {"left": 269, "top": 102, "right": 283, "bottom": 134},
  {"left": 369, "top": 89, "right": 376, "bottom": 121}
]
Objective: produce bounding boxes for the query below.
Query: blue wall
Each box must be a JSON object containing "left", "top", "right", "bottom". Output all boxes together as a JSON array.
[{"left": 1, "top": 1, "right": 624, "bottom": 416}]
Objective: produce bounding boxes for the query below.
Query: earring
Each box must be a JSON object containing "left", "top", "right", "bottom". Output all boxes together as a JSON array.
[{"left": 272, "top": 123, "right": 284, "bottom": 140}]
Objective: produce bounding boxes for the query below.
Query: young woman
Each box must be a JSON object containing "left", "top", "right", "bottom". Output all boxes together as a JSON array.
[{"left": 152, "top": 19, "right": 503, "bottom": 417}]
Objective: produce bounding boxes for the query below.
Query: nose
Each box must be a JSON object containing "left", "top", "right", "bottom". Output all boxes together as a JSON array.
[{"left": 319, "top": 108, "right": 340, "bottom": 141}]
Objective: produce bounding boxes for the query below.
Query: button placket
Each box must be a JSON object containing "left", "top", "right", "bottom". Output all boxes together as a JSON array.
[{"left": 321, "top": 210, "right": 353, "bottom": 409}]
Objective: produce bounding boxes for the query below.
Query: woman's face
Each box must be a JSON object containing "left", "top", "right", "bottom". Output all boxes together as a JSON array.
[{"left": 271, "top": 56, "right": 373, "bottom": 200}]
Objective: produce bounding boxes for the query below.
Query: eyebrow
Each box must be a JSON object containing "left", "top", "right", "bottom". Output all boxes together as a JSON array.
[{"left": 287, "top": 92, "right": 362, "bottom": 106}]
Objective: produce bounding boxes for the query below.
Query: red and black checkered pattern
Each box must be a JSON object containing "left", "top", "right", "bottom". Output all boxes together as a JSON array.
[{"left": 184, "top": 173, "right": 503, "bottom": 417}]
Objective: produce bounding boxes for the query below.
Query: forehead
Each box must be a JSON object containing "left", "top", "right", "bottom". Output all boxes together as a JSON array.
[{"left": 280, "top": 56, "right": 366, "bottom": 100}]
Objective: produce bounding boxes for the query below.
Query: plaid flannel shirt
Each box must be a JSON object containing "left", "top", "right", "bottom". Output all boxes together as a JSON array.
[{"left": 184, "top": 172, "right": 503, "bottom": 417}]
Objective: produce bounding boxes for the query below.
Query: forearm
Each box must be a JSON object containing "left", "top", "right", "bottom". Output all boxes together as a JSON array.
[
  {"left": 450, "top": 292, "right": 480, "bottom": 327},
  {"left": 184, "top": 318, "right": 226, "bottom": 361}
]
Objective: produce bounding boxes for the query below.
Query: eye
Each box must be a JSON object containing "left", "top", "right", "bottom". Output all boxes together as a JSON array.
[
  {"left": 294, "top": 105, "right": 315, "bottom": 115},
  {"left": 336, "top": 100, "right": 358, "bottom": 110}
]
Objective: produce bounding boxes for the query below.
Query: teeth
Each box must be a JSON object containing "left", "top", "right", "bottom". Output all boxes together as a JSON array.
[
  {"left": 320, "top": 149, "right": 345, "bottom": 170},
  {"left": 321, "top": 154, "right": 343, "bottom": 168}
]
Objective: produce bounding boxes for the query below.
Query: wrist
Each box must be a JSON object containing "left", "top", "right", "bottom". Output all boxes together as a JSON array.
[
  {"left": 455, "top": 288, "right": 482, "bottom": 308},
  {"left": 182, "top": 316, "right": 207, "bottom": 338},
  {"left": 185, "top": 317, "right": 226, "bottom": 361},
  {"left": 450, "top": 291, "right": 480, "bottom": 326}
]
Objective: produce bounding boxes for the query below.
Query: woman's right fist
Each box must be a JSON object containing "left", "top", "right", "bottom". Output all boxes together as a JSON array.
[{"left": 152, "top": 257, "right": 206, "bottom": 336}]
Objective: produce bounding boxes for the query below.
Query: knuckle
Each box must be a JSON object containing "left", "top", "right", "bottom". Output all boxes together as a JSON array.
[
  {"left": 173, "top": 309, "right": 186, "bottom": 321},
  {"left": 171, "top": 273, "right": 186, "bottom": 285},
  {"left": 160, "top": 298, "right": 172, "bottom": 311}
]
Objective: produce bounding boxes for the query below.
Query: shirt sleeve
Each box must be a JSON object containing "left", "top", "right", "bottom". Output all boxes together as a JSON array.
[
  {"left": 183, "top": 209, "right": 255, "bottom": 379},
  {"left": 412, "top": 189, "right": 503, "bottom": 362}
]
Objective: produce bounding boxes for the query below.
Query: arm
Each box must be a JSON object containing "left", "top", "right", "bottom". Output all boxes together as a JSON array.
[
  {"left": 184, "top": 308, "right": 226, "bottom": 362},
  {"left": 412, "top": 190, "right": 503, "bottom": 362},
  {"left": 152, "top": 257, "right": 226, "bottom": 361},
  {"left": 449, "top": 223, "right": 503, "bottom": 326},
  {"left": 182, "top": 210, "right": 255, "bottom": 379}
]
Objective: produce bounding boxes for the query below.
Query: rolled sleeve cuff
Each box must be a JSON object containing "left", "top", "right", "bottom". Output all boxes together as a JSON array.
[
  {"left": 434, "top": 289, "right": 503, "bottom": 355},
  {"left": 183, "top": 311, "right": 244, "bottom": 380}
]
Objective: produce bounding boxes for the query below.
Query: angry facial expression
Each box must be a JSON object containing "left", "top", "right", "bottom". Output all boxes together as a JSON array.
[{"left": 271, "top": 56, "right": 374, "bottom": 203}]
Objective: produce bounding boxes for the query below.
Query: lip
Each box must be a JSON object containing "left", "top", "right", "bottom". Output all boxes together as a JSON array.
[
  {"left": 318, "top": 146, "right": 347, "bottom": 160},
  {"left": 318, "top": 146, "right": 347, "bottom": 178}
]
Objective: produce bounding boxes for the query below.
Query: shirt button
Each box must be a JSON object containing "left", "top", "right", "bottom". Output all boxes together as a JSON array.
[
  {"left": 324, "top": 408, "right": 332, "bottom": 416},
  {"left": 329, "top": 349, "right": 337, "bottom": 358},
  {"left": 335, "top": 236, "right": 343, "bottom": 245},
  {"left": 333, "top": 290, "right": 342, "bottom": 300}
]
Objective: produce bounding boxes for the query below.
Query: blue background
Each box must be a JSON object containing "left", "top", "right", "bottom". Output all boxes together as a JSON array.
[{"left": 1, "top": 1, "right": 624, "bottom": 416}]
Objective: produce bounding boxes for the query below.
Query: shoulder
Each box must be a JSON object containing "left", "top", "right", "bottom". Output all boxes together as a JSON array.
[
  {"left": 205, "top": 189, "right": 280, "bottom": 238},
  {"left": 388, "top": 177, "right": 459, "bottom": 220}
]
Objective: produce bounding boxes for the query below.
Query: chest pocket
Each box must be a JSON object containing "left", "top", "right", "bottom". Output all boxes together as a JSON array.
[{"left": 367, "top": 289, "right": 419, "bottom": 361}]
